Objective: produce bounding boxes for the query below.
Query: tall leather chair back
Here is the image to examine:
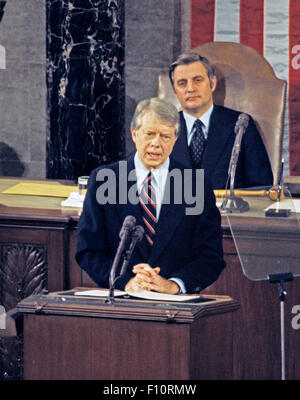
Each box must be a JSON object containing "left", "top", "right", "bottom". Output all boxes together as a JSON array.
[{"left": 158, "top": 42, "right": 287, "bottom": 185}]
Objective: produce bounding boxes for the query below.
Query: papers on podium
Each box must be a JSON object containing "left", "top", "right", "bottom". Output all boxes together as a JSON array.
[{"left": 74, "top": 289, "right": 199, "bottom": 302}]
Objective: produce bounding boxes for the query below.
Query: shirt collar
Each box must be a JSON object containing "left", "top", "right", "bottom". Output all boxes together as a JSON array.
[
  {"left": 183, "top": 104, "right": 214, "bottom": 138},
  {"left": 134, "top": 152, "right": 170, "bottom": 192}
]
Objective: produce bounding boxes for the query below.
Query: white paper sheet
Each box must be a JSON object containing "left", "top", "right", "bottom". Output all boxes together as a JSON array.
[
  {"left": 127, "top": 290, "right": 199, "bottom": 302},
  {"left": 61, "top": 192, "right": 84, "bottom": 208},
  {"left": 264, "top": 199, "right": 300, "bottom": 213},
  {"left": 74, "top": 289, "right": 126, "bottom": 297},
  {"left": 74, "top": 289, "right": 199, "bottom": 302}
]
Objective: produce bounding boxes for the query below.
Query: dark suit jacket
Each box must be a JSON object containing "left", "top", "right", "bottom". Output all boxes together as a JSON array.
[
  {"left": 171, "top": 106, "right": 273, "bottom": 189},
  {"left": 75, "top": 155, "right": 226, "bottom": 293}
]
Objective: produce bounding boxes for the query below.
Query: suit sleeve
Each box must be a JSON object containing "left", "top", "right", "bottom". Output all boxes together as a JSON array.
[{"left": 75, "top": 169, "right": 113, "bottom": 288}]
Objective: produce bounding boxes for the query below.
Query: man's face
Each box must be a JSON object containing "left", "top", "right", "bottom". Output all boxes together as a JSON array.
[
  {"left": 131, "top": 111, "right": 177, "bottom": 170},
  {"left": 173, "top": 61, "right": 216, "bottom": 117}
]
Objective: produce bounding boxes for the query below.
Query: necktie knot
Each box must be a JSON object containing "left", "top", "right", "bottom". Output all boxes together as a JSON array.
[{"left": 194, "top": 119, "right": 203, "bottom": 130}]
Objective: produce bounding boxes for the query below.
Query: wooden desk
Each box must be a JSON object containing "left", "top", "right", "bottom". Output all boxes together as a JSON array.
[
  {"left": 17, "top": 291, "right": 239, "bottom": 380},
  {"left": 203, "top": 196, "right": 300, "bottom": 380},
  {"left": 0, "top": 178, "right": 80, "bottom": 379},
  {"left": 1, "top": 179, "right": 300, "bottom": 380}
]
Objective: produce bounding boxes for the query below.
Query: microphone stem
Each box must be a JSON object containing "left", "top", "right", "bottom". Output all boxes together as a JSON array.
[
  {"left": 106, "top": 216, "right": 137, "bottom": 304},
  {"left": 230, "top": 164, "right": 236, "bottom": 197},
  {"left": 108, "top": 237, "right": 127, "bottom": 304},
  {"left": 119, "top": 238, "right": 138, "bottom": 277}
]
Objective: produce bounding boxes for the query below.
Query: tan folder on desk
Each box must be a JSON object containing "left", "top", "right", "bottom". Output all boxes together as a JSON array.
[{"left": 2, "top": 182, "right": 78, "bottom": 198}]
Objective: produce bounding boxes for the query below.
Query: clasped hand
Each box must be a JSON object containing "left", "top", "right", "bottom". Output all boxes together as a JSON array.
[{"left": 125, "top": 264, "right": 180, "bottom": 294}]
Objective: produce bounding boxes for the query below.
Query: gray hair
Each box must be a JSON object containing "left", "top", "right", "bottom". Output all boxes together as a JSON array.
[
  {"left": 130, "top": 97, "right": 180, "bottom": 137},
  {"left": 169, "top": 53, "right": 215, "bottom": 87}
]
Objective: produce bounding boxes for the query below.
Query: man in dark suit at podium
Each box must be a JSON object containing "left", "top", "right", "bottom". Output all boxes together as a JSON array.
[
  {"left": 169, "top": 53, "right": 273, "bottom": 189},
  {"left": 76, "top": 98, "right": 225, "bottom": 294}
]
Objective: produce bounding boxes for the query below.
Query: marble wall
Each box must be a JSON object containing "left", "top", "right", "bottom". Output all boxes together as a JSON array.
[
  {"left": 0, "top": 0, "right": 189, "bottom": 179},
  {"left": 47, "top": 0, "right": 125, "bottom": 179}
]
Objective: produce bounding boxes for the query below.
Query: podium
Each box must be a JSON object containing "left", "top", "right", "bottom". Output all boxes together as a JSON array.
[{"left": 17, "top": 290, "right": 239, "bottom": 380}]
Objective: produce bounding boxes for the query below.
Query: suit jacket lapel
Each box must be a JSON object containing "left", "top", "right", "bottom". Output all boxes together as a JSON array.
[
  {"left": 149, "top": 160, "right": 185, "bottom": 266},
  {"left": 114, "top": 156, "right": 150, "bottom": 259},
  {"left": 173, "top": 109, "right": 233, "bottom": 175},
  {"left": 114, "top": 156, "right": 187, "bottom": 263},
  {"left": 202, "top": 105, "right": 233, "bottom": 175},
  {"left": 171, "top": 112, "right": 192, "bottom": 168}
]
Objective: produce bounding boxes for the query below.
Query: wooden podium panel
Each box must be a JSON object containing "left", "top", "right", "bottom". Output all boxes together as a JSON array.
[
  {"left": 17, "top": 291, "right": 239, "bottom": 380},
  {"left": 0, "top": 178, "right": 80, "bottom": 379},
  {"left": 3, "top": 179, "right": 300, "bottom": 380}
]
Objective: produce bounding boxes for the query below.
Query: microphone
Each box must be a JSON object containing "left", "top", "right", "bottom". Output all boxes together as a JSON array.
[
  {"left": 228, "top": 113, "right": 249, "bottom": 176},
  {"left": 119, "top": 225, "right": 144, "bottom": 277},
  {"left": 119, "top": 215, "right": 136, "bottom": 242},
  {"left": 221, "top": 113, "right": 250, "bottom": 213},
  {"left": 107, "top": 215, "right": 136, "bottom": 303}
]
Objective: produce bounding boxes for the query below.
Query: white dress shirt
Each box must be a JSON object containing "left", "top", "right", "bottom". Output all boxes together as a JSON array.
[
  {"left": 183, "top": 104, "right": 214, "bottom": 145},
  {"left": 134, "top": 152, "right": 186, "bottom": 293},
  {"left": 134, "top": 152, "right": 169, "bottom": 220}
]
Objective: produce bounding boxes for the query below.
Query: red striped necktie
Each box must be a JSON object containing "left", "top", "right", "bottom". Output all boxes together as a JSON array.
[{"left": 139, "top": 172, "right": 157, "bottom": 246}]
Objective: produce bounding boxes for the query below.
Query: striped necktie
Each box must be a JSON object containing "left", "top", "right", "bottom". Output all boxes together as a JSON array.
[
  {"left": 190, "top": 119, "right": 206, "bottom": 167},
  {"left": 139, "top": 172, "right": 157, "bottom": 246}
]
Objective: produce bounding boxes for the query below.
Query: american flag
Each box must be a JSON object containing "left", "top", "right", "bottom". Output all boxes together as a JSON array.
[{"left": 188, "top": 0, "right": 300, "bottom": 176}]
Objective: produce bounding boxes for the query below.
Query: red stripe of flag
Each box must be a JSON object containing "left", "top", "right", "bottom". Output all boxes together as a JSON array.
[
  {"left": 289, "top": 1, "right": 300, "bottom": 175},
  {"left": 240, "top": 0, "right": 264, "bottom": 55},
  {"left": 190, "top": 0, "right": 215, "bottom": 48}
]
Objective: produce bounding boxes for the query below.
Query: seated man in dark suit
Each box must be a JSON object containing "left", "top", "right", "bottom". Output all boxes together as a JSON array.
[
  {"left": 169, "top": 53, "right": 273, "bottom": 189},
  {"left": 76, "top": 98, "right": 225, "bottom": 294}
]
